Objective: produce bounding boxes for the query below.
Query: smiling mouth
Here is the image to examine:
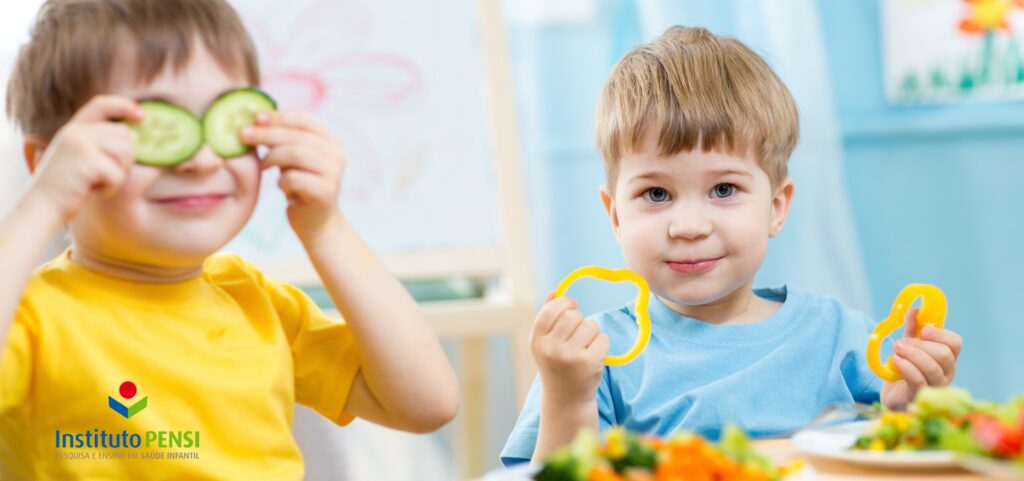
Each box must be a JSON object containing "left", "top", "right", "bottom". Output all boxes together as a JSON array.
[
  {"left": 665, "top": 257, "right": 722, "bottom": 274},
  {"left": 155, "top": 194, "right": 227, "bottom": 209}
]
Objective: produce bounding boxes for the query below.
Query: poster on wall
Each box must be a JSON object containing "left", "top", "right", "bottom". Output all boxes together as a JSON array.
[
  {"left": 882, "top": 0, "right": 1024, "bottom": 104},
  {"left": 224, "top": 0, "right": 501, "bottom": 264}
]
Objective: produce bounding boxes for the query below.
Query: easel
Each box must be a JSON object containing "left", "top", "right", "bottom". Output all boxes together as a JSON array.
[
  {"left": 254, "top": 0, "right": 536, "bottom": 477},
  {"left": 388, "top": 2, "right": 537, "bottom": 475}
]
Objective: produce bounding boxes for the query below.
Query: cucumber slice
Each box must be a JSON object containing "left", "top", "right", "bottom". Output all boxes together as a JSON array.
[
  {"left": 203, "top": 87, "right": 277, "bottom": 158},
  {"left": 130, "top": 101, "right": 203, "bottom": 166}
]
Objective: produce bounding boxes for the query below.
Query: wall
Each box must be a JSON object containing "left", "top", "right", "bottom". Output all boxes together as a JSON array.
[{"left": 818, "top": 0, "right": 1024, "bottom": 401}]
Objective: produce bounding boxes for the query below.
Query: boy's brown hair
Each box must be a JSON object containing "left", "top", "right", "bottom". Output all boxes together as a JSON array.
[
  {"left": 6, "top": 0, "right": 260, "bottom": 142},
  {"left": 595, "top": 26, "right": 799, "bottom": 190}
]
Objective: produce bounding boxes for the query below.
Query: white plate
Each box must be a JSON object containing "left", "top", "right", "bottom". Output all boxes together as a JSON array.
[
  {"left": 957, "top": 454, "right": 1024, "bottom": 480},
  {"left": 791, "top": 420, "right": 959, "bottom": 469},
  {"left": 482, "top": 462, "right": 817, "bottom": 481}
]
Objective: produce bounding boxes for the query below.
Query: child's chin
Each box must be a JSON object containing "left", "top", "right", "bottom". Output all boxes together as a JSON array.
[
  {"left": 658, "top": 287, "right": 730, "bottom": 307},
  {"left": 157, "top": 225, "right": 245, "bottom": 255}
]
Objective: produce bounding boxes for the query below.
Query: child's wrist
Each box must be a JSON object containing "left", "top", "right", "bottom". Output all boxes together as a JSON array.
[
  {"left": 296, "top": 210, "right": 348, "bottom": 248},
  {"left": 540, "top": 383, "right": 597, "bottom": 407},
  {"left": 540, "top": 390, "right": 598, "bottom": 432},
  {"left": 20, "top": 188, "right": 67, "bottom": 233}
]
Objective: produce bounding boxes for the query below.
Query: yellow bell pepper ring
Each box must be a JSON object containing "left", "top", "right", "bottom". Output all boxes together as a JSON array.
[
  {"left": 867, "top": 284, "right": 947, "bottom": 382},
  {"left": 552, "top": 266, "right": 652, "bottom": 366}
]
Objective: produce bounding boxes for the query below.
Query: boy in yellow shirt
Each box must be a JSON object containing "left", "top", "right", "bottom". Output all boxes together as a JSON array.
[{"left": 0, "top": 1, "right": 458, "bottom": 479}]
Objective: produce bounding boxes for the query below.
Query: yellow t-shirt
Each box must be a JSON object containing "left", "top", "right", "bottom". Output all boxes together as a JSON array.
[{"left": 0, "top": 251, "right": 361, "bottom": 480}]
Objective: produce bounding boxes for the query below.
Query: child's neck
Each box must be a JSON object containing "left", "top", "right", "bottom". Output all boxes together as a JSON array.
[
  {"left": 658, "top": 281, "right": 780, "bottom": 325},
  {"left": 69, "top": 245, "right": 204, "bottom": 284}
]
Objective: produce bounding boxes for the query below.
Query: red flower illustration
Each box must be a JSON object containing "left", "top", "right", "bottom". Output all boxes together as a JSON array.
[{"left": 959, "top": 0, "right": 1016, "bottom": 33}]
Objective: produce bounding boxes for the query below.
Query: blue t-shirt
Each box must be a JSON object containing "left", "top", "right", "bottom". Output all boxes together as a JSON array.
[{"left": 500, "top": 285, "right": 887, "bottom": 466}]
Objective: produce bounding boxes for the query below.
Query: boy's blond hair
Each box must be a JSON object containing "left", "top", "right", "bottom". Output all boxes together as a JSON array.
[
  {"left": 595, "top": 26, "right": 799, "bottom": 190},
  {"left": 6, "top": 0, "right": 260, "bottom": 142}
]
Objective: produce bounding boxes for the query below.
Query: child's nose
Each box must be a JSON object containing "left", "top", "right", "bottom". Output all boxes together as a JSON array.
[
  {"left": 173, "top": 145, "right": 223, "bottom": 175},
  {"left": 667, "top": 208, "right": 712, "bottom": 240}
]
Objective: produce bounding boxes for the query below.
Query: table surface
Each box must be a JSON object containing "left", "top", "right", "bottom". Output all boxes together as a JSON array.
[{"left": 755, "top": 438, "right": 1001, "bottom": 481}]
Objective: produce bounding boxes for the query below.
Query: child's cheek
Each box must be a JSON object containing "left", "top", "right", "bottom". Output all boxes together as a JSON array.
[
  {"left": 122, "top": 165, "right": 162, "bottom": 201},
  {"left": 619, "top": 227, "right": 658, "bottom": 267},
  {"left": 227, "top": 156, "right": 262, "bottom": 192},
  {"left": 221, "top": 160, "right": 261, "bottom": 242}
]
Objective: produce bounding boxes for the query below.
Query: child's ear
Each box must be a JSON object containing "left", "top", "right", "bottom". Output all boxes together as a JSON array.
[
  {"left": 599, "top": 184, "right": 621, "bottom": 240},
  {"left": 23, "top": 137, "right": 45, "bottom": 173},
  {"left": 769, "top": 178, "right": 795, "bottom": 237}
]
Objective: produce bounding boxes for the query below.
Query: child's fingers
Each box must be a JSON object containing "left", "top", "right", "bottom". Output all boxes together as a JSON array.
[
  {"left": 544, "top": 291, "right": 555, "bottom": 303},
  {"left": 255, "top": 111, "right": 334, "bottom": 138},
  {"left": 91, "top": 161, "right": 129, "bottom": 197},
  {"left": 72, "top": 95, "right": 142, "bottom": 123},
  {"left": 277, "top": 169, "right": 333, "bottom": 204},
  {"left": 891, "top": 355, "right": 927, "bottom": 391},
  {"left": 533, "top": 296, "right": 576, "bottom": 336},
  {"left": 902, "top": 307, "right": 919, "bottom": 338},
  {"left": 903, "top": 338, "right": 957, "bottom": 376},
  {"left": 93, "top": 123, "right": 135, "bottom": 167},
  {"left": 261, "top": 144, "right": 325, "bottom": 173},
  {"left": 81, "top": 123, "right": 133, "bottom": 196},
  {"left": 566, "top": 319, "right": 601, "bottom": 350},
  {"left": 920, "top": 326, "right": 963, "bottom": 358},
  {"left": 241, "top": 125, "right": 321, "bottom": 148},
  {"left": 586, "top": 332, "right": 610, "bottom": 354},
  {"left": 894, "top": 341, "right": 947, "bottom": 386},
  {"left": 548, "top": 309, "right": 584, "bottom": 342}
]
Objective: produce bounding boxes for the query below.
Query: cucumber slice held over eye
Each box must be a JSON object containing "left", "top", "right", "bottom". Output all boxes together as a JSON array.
[
  {"left": 130, "top": 101, "right": 204, "bottom": 166},
  {"left": 203, "top": 87, "right": 277, "bottom": 158}
]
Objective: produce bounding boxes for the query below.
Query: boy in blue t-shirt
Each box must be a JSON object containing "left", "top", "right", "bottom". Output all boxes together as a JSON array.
[{"left": 501, "top": 26, "right": 963, "bottom": 465}]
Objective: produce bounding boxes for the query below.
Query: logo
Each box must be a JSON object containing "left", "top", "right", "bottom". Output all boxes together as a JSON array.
[
  {"left": 108, "top": 381, "right": 148, "bottom": 419},
  {"left": 54, "top": 379, "right": 200, "bottom": 457}
]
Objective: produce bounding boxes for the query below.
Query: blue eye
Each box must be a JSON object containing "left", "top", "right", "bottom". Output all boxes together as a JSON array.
[
  {"left": 644, "top": 187, "right": 670, "bottom": 203},
  {"left": 712, "top": 183, "right": 736, "bottom": 199}
]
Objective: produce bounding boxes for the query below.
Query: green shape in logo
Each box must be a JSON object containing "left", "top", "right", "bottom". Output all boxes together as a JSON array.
[{"left": 108, "top": 396, "right": 148, "bottom": 419}]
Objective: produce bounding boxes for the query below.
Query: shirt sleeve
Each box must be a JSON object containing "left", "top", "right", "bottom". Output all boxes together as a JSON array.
[
  {"left": 500, "top": 375, "right": 542, "bottom": 467},
  {"left": 0, "top": 302, "right": 36, "bottom": 415},
  {"left": 256, "top": 267, "right": 362, "bottom": 426}
]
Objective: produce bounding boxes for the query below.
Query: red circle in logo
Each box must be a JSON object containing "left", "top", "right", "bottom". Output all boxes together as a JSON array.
[{"left": 119, "top": 381, "right": 137, "bottom": 399}]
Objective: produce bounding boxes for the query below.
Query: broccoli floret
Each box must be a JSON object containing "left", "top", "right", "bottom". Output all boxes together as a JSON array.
[{"left": 534, "top": 452, "right": 579, "bottom": 481}]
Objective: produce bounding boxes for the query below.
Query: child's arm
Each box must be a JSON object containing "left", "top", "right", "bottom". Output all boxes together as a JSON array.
[
  {"left": 242, "top": 112, "right": 459, "bottom": 433},
  {"left": 0, "top": 96, "right": 139, "bottom": 359},
  {"left": 880, "top": 307, "right": 964, "bottom": 410},
  {"left": 530, "top": 295, "right": 609, "bottom": 462}
]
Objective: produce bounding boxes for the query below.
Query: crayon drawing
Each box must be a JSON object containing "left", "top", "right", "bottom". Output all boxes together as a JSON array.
[{"left": 227, "top": 0, "right": 499, "bottom": 259}]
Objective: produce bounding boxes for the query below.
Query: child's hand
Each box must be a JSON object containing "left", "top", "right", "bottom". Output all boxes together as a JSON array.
[
  {"left": 881, "top": 307, "right": 963, "bottom": 410},
  {"left": 241, "top": 112, "right": 344, "bottom": 240},
  {"left": 531, "top": 293, "right": 609, "bottom": 405},
  {"left": 28, "top": 95, "right": 141, "bottom": 222}
]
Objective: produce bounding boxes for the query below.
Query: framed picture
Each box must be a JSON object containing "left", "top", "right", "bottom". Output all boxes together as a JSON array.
[{"left": 882, "top": 0, "right": 1024, "bottom": 104}]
